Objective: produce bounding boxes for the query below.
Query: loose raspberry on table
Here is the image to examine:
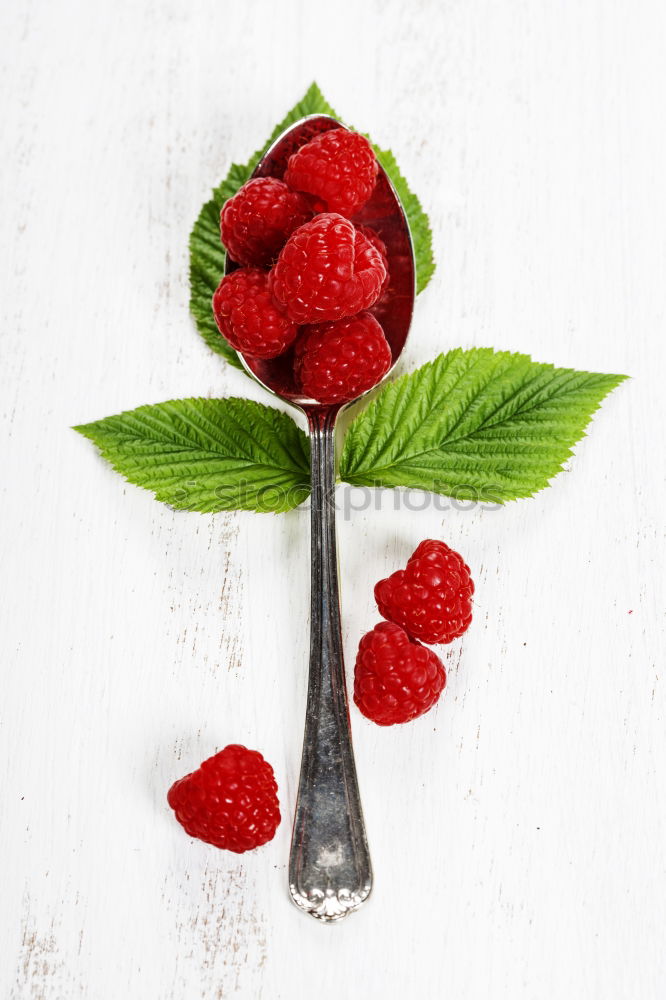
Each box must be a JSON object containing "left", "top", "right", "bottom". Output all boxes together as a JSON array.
[
  {"left": 354, "top": 621, "right": 446, "bottom": 726},
  {"left": 167, "top": 744, "right": 280, "bottom": 853},
  {"left": 269, "top": 213, "right": 387, "bottom": 324},
  {"left": 220, "top": 177, "right": 312, "bottom": 268},
  {"left": 285, "top": 128, "right": 378, "bottom": 218},
  {"left": 375, "top": 540, "right": 474, "bottom": 645},
  {"left": 294, "top": 312, "right": 391, "bottom": 404},
  {"left": 212, "top": 267, "right": 298, "bottom": 359}
]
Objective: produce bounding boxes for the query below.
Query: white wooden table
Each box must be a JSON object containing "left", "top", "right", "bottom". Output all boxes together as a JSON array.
[{"left": 2, "top": 1, "right": 665, "bottom": 997}]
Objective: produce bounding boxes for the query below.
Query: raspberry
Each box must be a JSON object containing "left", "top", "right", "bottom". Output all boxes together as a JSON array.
[
  {"left": 285, "top": 129, "right": 378, "bottom": 218},
  {"left": 212, "top": 267, "right": 297, "bottom": 359},
  {"left": 354, "top": 622, "right": 446, "bottom": 726},
  {"left": 294, "top": 312, "right": 391, "bottom": 405},
  {"left": 220, "top": 178, "right": 312, "bottom": 267},
  {"left": 167, "top": 744, "right": 280, "bottom": 853},
  {"left": 269, "top": 213, "right": 386, "bottom": 324},
  {"left": 375, "top": 540, "right": 474, "bottom": 645},
  {"left": 356, "top": 224, "right": 390, "bottom": 293}
]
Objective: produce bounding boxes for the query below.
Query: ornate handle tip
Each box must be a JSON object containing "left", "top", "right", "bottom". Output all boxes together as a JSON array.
[{"left": 289, "top": 881, "right": 372, "bottom": 922}]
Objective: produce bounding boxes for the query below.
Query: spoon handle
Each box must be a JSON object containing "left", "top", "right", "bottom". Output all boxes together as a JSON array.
[{"left": 288, "top": 408, "right": 372, "bottom": 922}]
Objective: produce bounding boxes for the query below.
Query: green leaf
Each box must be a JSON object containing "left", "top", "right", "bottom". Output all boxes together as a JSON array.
[
  {"left": 189, "top": 82, "right": 435, "bottom": 365},
  {"left": 373, "top": 145, "right": 434, "bottom": 294},
  {"left": 75, "top": 398, "right": 310, "bottom": 513},
  {"left": 340, "top": 348, "right": 626, "bottom": 502}
]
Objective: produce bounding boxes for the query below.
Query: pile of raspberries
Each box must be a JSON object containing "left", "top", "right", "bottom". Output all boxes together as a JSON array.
[
  {"left": 168, "top": 540, "right": 474, "bottom": 852},
  {"left": 212, "top": 128, "right": 393, "bottom": 405}
]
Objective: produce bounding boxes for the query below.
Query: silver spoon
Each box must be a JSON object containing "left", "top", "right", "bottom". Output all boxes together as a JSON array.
[{"left": 225, "top": 115, "right": 415, "bottom": 921}]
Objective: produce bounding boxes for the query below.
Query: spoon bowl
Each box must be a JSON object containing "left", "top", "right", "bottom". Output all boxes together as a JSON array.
[
  {"left": 225, "top": 115, "right": 415, "bottom": 407},
  {"left": 224, "top": 114, "right": 415, "bottom": 921}
]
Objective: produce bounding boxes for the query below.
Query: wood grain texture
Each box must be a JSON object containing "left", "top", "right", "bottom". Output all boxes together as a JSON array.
[{"left": 1, "top": 0, "right": 664, "bottom": 997}]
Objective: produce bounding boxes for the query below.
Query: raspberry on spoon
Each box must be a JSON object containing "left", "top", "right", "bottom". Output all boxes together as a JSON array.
[
  {"left": 285, "top": 128, "right": 378, "bottom": 218},
  {"left": 294, "top": 312, "right": 392, "bottom": 404},
  {"left": 355, "top": 224, "right": 390, "bottom": 294},
  {"left": 269, "top": 213, "right": 386, "bottom": 325},
  {"left": 212, "top": 267, "right": 298, "bottom": 359},
  {"left": 220, "top": 177, "right": 312, "bottom": 267}
]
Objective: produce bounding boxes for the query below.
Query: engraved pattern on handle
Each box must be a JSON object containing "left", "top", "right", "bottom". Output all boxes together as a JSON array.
[{"left": 288, "top": 408, "right": 372, "bottom": 922}]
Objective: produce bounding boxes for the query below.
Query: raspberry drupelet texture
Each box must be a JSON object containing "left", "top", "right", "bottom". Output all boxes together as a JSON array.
[
  {"left": 375, "top": 540, "right": 474, "bottom": 645},
  {"left": 355, "top": 224, "right": 390, "bottom": 294},
  {"left": 354, "top": 621, "right": 446, "bottom": 726},
  {"left": 285, "top": 128, "right": 378, "bottom": 218},
  {"left": 269, "top": 213, "right": 387, "bottom": 324},
  {"left": 212, "top": 267, "right": 298, "bottom": 359},
  {"left": 220, "top": 177, "right": 312, "bottom": 268},
  {"left": 294, "top": 312, "right": 392, "bottom": 404},
  {"left": 167, "top": 744, "right": 280, "bottom": 853}
]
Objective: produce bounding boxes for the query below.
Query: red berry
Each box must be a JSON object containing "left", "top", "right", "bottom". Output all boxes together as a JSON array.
[
  {"left": 269, "top": 214, "right": 386, "bottom": 324},
  {"left": 375, "top": 540, "right": 474, "bottom": 645},
  {"left": 212, "top": 267, "right": 298, "bottom": 359},
  {"left": 356, "top": 225, "right": 390, "bottom": 293},
  {"left": 220, "top": 177, "right": 312, "bottom": 267},
  {"left": 354, "top": 622, "right": 446, "bottom": 726},
  {"left": 285, "top": 129, "right": 378, "bottom": 218},
  {"left": 294, "top": 312, "right": 391, "bottom": 405},
  {"left": 167, "top": 744, "right": 280, "bottom": 853}
]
